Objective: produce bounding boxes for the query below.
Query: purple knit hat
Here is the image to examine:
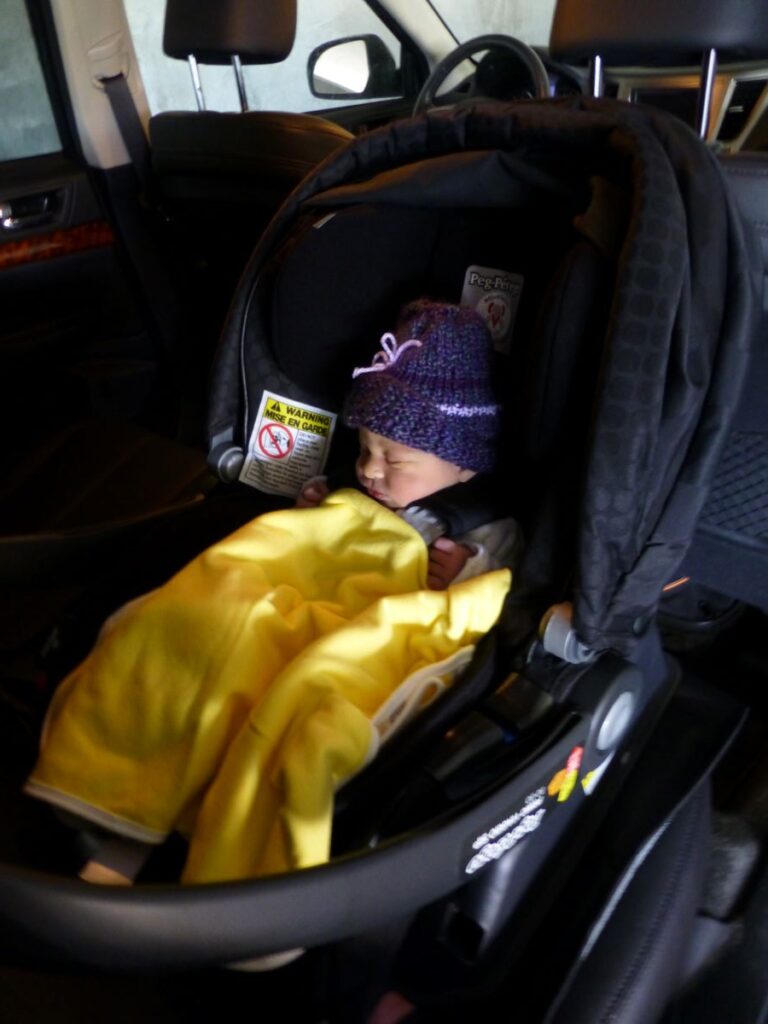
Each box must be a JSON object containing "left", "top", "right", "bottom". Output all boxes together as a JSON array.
[{"left": 343, "top": 300, "right": 500, "bottom": 473}]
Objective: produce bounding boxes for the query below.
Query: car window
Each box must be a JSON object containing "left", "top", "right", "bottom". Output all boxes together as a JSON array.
[
  {"left": 124, "top": 0, "right": 407, "bottom": 115},
  {"left": 1, "top": 0, "right": 61, "bottom": 160},
  {"left": 428, "top": 0, "right": 557, "bottom": 48}
]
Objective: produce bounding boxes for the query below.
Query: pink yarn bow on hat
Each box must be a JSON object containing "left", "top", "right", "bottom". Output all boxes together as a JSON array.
[{"left": 352, "top": 332, "right": 422, "bottom": 379}]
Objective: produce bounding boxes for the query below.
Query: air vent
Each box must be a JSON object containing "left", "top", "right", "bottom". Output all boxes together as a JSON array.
[{"left": 718, "top": 78, "right": 767, "bottom": 142}]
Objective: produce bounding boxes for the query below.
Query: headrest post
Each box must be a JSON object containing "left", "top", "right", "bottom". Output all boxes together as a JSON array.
[
  {"left": 696, "top": 48, "right": 718, "bottom": 139},
  {"left": 588, "top": 56, "right": 604, "bottom": 98},
  {"left": 187, "top": 55, "right": 206, "bottom": 111},
  {"left": 231, "top": 55, "right": 250, "bottom": 112}
]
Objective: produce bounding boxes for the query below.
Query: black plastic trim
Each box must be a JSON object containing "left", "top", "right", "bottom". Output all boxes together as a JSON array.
[
  {"left": 0, "top": 719, "right": 589, "bottom": 970},
  {"left": 24, "top": 0, "right": 84, "bottom": 164},
  {"left": 364, "top": 0, "right": 430, "bottom": 92}
]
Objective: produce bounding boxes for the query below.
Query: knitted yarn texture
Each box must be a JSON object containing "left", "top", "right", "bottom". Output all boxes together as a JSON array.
[{"left": 344, "top": 300, "right": 500, "bottom": 472}]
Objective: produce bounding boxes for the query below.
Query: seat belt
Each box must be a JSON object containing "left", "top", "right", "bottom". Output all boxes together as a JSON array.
[
  {"left": 99, "top": 73, "right": 214, "bottom": 440},
  {"left": 96, "top": 71, "right": 191, "bottom": 412},
  {"left": 100, "top": 73, "right": 154, "bottom": 204}
]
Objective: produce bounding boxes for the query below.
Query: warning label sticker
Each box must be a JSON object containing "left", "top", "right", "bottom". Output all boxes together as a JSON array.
[
  {"left": 239, "top": 391, "right": 337, "bottom": 497},
  {"left": 461, "top": 264, "right": 524, "bottom": 355}
]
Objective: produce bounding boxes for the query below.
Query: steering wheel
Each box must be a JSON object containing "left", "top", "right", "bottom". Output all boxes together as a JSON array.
[{"left": 413, "top": 34, "right": 550, "bottom": 116}]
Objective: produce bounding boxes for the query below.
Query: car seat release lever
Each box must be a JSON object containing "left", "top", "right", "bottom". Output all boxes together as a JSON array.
[
  {"left": 369, "top": 672, "right": 562, "bottom": 835},
  {"left": 540, "top": 602, "right": 595, "bottom": 664},
  {"left": 425, "top": 673, "right": 556, "bottom": 789},
  {"left": 484, "top": 671, "right": 555, "bottom": 732}
]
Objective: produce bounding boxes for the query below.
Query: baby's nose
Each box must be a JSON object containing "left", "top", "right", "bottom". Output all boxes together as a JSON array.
[{"left": 360, "top": 455, "right": 384, "bottom": 479}]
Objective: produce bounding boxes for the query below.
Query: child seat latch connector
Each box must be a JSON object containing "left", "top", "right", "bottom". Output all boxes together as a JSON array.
[{"left": 540, "top": 602, "right": 595, "bottom": 665}]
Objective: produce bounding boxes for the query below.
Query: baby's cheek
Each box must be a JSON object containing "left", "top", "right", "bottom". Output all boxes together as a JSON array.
[{"left": 398, "top": 487, "right": 421, "bottom": 508}]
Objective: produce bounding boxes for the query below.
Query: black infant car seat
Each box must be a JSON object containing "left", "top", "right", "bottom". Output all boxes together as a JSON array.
[{"left": 0, "top": 11, "right": 763, "bottom": 1023}]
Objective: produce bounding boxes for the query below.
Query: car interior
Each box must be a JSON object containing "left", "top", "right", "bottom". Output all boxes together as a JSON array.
[
  {"left": 148, "top": 0, "right": 355, "bottom": 363},
  {"left": 1, "top": 0, "right": 768, "bottom": 1022}
]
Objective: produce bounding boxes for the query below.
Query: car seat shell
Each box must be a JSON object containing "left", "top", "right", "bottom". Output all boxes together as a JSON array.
[{"left": 0, "top": 9, "right": 764, "bottom": 1020}]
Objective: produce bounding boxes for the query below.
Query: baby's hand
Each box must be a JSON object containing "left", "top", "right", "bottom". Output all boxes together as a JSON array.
[
  {"left": 295, "top": 477, "right": 330, "bottom": 508},
  {"left": 427, "top": 537, "right": 472, "bottom": 590}
]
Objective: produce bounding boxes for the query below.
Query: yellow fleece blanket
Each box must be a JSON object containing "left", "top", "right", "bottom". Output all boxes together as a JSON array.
[{"left": 27, "top": 489, "right": 510, "bottom": 883}]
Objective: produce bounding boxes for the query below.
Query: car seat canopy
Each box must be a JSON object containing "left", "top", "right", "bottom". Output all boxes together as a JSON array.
[{"left": 208, "top": 98, "right": 759, "bottom": 654}]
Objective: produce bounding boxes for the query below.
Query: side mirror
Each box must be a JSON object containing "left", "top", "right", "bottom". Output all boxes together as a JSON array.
[{"left": 308, "top": 34, "right": 400, "bottom": 100}]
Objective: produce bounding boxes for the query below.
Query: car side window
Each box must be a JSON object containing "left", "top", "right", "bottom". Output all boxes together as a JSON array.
[
  {"left": 124, "top": 0, "right": 408, "bottom": 115},
  {"left": 1, "top": 0, "right": 61, "bottom": 160}
]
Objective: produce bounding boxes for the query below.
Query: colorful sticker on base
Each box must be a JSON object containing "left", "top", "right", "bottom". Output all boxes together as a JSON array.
[
  {"left": 239, "top": 391, "right": 337, "bottom": 497},
  {"left": 461, "top": 265, "right": 524, "bottom": 355},
  {"left": 547, "top": 745, "right": 584, "bottom": 804},
  {"left": 464, "top": 786, "right": 548, "bottom": 876},
  {"left": 581, "top": 753, "right": 613, "bottom": 795}
]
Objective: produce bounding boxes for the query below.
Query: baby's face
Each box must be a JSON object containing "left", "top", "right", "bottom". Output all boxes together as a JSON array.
[{"left": 356, "top": 428, "right": 474, "bottom": 510}]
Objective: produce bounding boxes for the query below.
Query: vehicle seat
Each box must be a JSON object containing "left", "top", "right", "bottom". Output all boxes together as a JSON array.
[
  {"left": 150, "top": 0, "right": 353, "bottom": 343},
  {"left": 0, "top": 17, "right": 760, "bottom": 1024},
  {"left": 537, "top": 4, "right": 768, "bottom": 1021},
  {"left": 673, "top": 151, "right": 768, "bottom": 614},
  {"left": 656, "top": 149, "right": 768, "bottom": 646},
  {"left": 0, "top": 418, "right": 216, "bottom": 656},
  {"left": 0, "top": 0, "right": 359, "bottom": 664}
]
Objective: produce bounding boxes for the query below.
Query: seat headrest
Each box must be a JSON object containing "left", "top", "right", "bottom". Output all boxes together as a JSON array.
[
  {"left": 163, "top": 0, "right": 296, "bottom": 66},
  {"left": 550, "top": 0, "right": 768, "bottom": 66}
]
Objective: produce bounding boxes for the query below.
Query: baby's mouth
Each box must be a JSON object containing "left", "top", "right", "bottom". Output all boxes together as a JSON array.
[{"left": 367, "top": 486, "right": 401, "bottom": 509}]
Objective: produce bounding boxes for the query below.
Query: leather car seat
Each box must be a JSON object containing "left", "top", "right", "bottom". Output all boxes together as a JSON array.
[{"left": 150, "top": 0, "right": 353, "bottom": 343}]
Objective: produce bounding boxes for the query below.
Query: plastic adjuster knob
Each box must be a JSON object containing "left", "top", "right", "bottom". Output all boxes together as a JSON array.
[
  {"left": 208, "top": 443, "right": 245, "bottom": 482},
  {"left": 540, "top": 602, "right": 595, "bottom": 664}
]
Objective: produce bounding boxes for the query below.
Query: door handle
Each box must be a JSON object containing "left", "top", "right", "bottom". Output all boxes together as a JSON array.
[{"left": 0, "top": 189, "right": 62, "bottom": 232}]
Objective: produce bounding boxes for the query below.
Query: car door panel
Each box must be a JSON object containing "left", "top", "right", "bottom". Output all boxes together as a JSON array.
[{"left": 0, "top": 151, "right": 157, "bottom": 455}]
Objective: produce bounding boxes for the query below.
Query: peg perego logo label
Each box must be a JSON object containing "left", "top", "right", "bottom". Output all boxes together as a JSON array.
[
  {"left": 462, "top": 743, "right": 589, "bottom": 875},
  {"left": 461, "top": 265, "right": 524, "bottom": 355},
  {"left": 464, "top": 786, "right": 547, "bottom": 876},
  {"left": 467, "top": 271, "right": 518, "bottom": 292}
]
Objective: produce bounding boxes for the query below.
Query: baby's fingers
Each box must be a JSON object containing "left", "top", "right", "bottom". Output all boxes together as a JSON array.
[
  {"left": 295, "top": 478, "right": 329, "bottom": 507},
  {"left": 427, "top": 552, "right": 451, "bottom": 590},
  {"left": 427, "top": 539, "right": 471, "bottom": 590},
  {"left": 428, "top": 547, "right": 453, "bottom": 569},
  {"left": 427, "top": 569, "right": 449, "bottom": 591}
]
